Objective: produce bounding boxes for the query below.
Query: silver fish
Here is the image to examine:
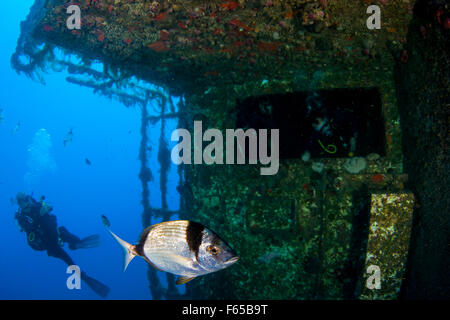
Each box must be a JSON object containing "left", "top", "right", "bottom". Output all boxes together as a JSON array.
[{"left": 108, "top": 220, "right": 239, "bottom": 285}]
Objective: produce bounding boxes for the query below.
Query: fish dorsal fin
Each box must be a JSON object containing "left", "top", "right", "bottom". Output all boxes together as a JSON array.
[{"left": 176, "top": 276, "right": 196, "bottom": 285}]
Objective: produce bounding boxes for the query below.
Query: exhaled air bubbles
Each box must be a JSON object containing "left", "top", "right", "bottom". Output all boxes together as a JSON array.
[{"left": 24, "top": 128, "right": 57, "bottom": 190}]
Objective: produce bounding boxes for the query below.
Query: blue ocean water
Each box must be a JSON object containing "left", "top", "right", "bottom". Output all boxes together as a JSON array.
[{"left": 0, "top": 2, "right": 179, "bottom": 299}]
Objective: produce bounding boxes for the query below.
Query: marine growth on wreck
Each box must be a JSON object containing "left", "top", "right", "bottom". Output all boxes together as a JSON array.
[{"left": 9, "top": 0, "right": 449, "bottom": 300}]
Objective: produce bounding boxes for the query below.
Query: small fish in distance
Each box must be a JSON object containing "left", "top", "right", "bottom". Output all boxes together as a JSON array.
[
  {"left": 101, "top": 215, "right": 111, "bottom": 228},
  {"left": 12, "top": 121, "right": 20, "bottom": 135},
  {"left": 63, "top": 128, "right": 73, "bottom": 147},
  {"left": 85, "top": 158, "right": 91, "bottom": 165},
  {"left": 107, "top": 220, "right": 239, "bottom": 285}
]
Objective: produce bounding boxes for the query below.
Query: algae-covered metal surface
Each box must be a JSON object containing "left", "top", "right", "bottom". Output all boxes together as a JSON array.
[
  {"left": 13, "top": 0, "right": 415, "bottom": 94},
  {"left": 12, "top": 0, "right": 449, "bottom": 300},
  {"left": 359, "top": 193, "right": 414, "bottom": 300}
]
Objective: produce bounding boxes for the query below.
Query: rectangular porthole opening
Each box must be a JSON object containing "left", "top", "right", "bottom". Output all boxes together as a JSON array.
[{"left": 236, "top": 88, "right": 386, "bottom": 159}]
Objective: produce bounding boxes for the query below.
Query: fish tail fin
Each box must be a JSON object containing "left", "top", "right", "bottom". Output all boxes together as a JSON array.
[{"left": 108, "top": 229, "right": 137, "bottom": 271}]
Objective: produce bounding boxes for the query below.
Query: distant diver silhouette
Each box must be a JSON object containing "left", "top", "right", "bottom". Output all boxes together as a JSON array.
[{"left": 14, "top": 192, "right": 110, "bottom": 298}]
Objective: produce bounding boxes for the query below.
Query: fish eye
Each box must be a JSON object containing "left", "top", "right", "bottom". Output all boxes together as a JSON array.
[{"left": 207, "top": 245, "right": 220, "bottom": 255}]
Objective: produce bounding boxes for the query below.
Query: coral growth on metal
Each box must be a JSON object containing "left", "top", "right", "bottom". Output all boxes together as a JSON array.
[
  {"left": 12, "top": 0, "right": 415, "bottom": 93},
  {"left": 11, "top": 0, "right": 423, "bottom": 300}
]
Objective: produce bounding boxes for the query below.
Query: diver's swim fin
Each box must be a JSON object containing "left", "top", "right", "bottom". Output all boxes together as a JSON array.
[
  {"left": 81, "top": 271, "right": 110, "bottom": 298},
  {"left": 74, "top": 234, "right": 100, "bottom": 249}
]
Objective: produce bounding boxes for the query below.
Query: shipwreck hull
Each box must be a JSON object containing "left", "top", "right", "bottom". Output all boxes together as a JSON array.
[{"left": 11, "top": 0, "right": 449, "bottom": 299}]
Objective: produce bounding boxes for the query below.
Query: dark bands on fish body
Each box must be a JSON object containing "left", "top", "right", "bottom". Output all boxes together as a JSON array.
[
  {"left": 186, "top": 221, "right": 204, "bottom": 260},
  {"left": 135, "top": 226, "right": 153, "bottom": 256}
]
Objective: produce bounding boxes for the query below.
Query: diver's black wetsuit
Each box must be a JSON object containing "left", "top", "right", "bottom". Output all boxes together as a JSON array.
[
  {"left": 15, "top": 196, "right": 76, "bottom": 264},
  {"left": 15, "top": 194, "right": 110, "bottom": 298}
]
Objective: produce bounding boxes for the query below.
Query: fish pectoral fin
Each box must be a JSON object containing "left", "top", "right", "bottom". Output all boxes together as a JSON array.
[{"left": 176, "top": 276, "right": 196, "bottom": 285}]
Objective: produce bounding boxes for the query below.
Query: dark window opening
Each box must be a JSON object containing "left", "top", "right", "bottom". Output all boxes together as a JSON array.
[{"left": 236, "top": 88, "right": 386, "bottom": 159}]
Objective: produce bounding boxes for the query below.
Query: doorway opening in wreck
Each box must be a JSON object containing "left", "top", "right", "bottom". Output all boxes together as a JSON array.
[{"left": 236, "top": 88, "right": 386, "bottom": 159}]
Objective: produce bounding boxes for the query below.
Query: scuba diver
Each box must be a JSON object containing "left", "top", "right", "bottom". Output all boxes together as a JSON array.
[{"left": 14, "top": 192, "right": 110, "bottom": 298}]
